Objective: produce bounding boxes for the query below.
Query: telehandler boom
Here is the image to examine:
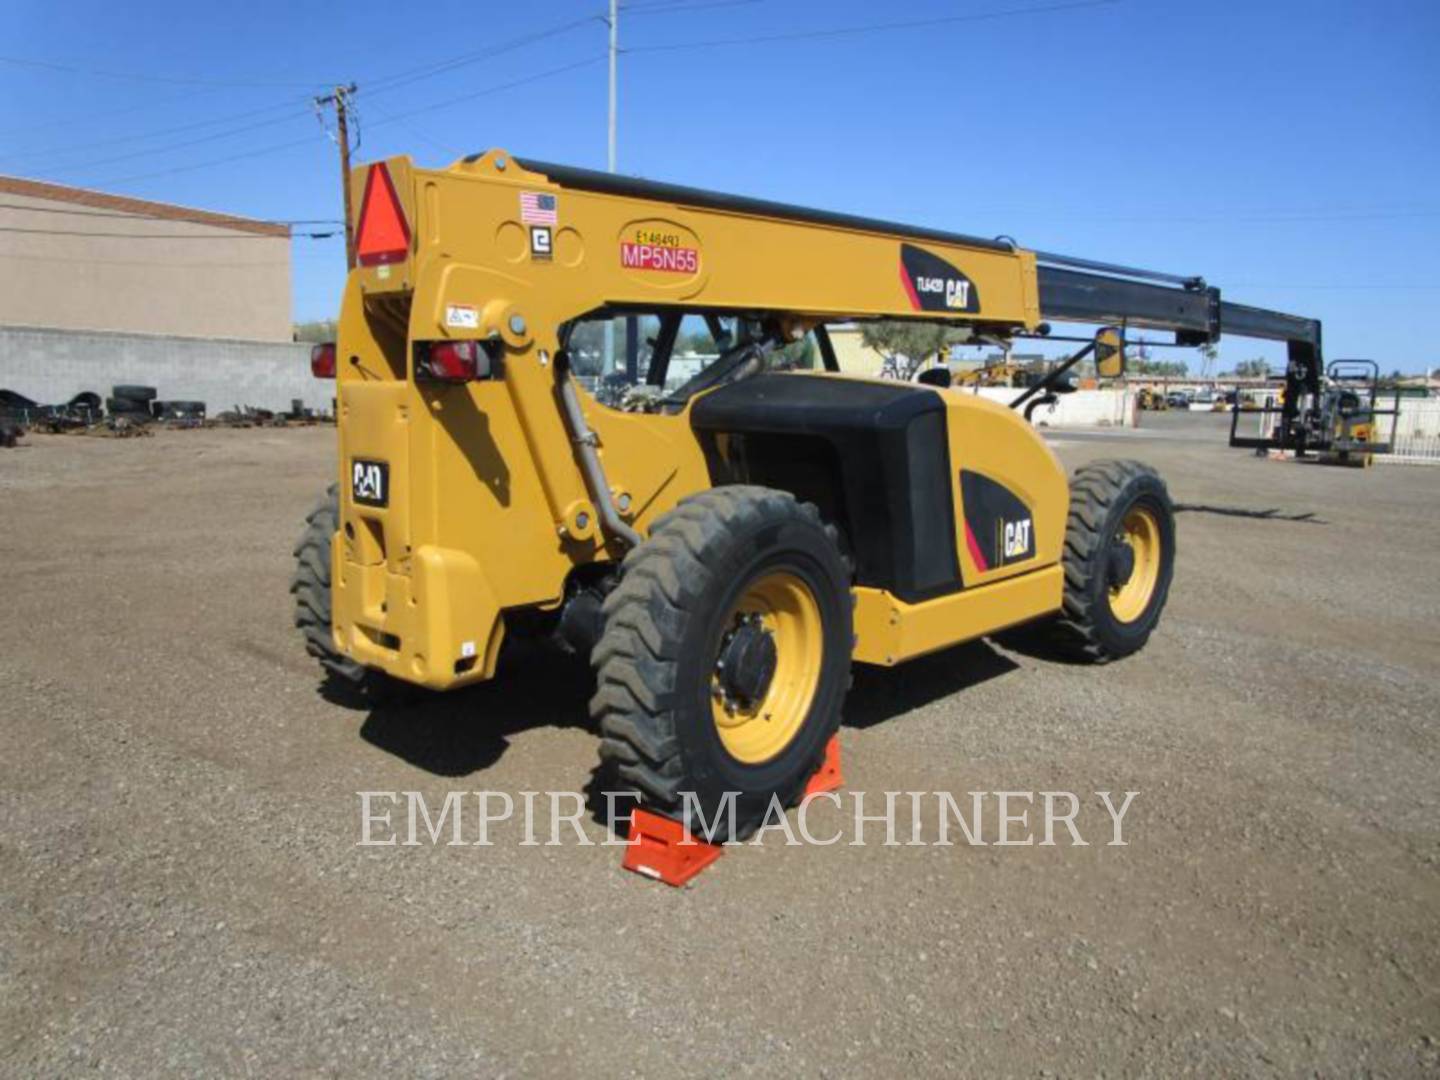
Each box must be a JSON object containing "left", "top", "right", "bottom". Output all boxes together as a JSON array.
[{"left": 295, "top": 150, "right": 1323, "bottom": 837}]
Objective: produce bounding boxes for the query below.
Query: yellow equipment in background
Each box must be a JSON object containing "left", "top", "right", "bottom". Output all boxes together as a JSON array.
[{"left": 1138, "top": 387, "right": 1169, "bottom": 411}]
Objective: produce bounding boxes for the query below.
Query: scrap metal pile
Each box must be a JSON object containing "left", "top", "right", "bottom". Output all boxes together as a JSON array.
[{"left": 0, "top": 385, "right": 330, "bottom": 446}]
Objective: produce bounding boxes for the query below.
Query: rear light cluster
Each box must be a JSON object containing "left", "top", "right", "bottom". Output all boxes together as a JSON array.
[
  {"left": 416, "top": 340, "right": 495, "bottom": 383},
  {"left": 310, "top": 340, "right": 496, "bottom": 383},
  {"left": 310, "top": 342, "right": 336, "bottom": 379}
]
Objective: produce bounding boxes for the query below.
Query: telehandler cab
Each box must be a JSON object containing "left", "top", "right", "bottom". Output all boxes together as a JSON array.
[{"left": 295, "top": 150, "right": 1323, "bottom": 837}]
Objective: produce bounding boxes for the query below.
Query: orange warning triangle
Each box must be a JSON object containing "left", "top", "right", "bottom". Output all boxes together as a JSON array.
[{"left": 355, "top": 162, "right": 410, "bottom": 267}]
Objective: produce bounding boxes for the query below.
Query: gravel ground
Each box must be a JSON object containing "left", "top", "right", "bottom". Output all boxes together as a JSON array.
[{"left": 2, "top": 413, "right": 1437, "bottom": 1077}]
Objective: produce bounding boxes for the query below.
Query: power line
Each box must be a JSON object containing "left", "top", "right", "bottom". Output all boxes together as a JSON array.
[
  {"left": 360, "top": 15, "right": 600, "bottom": 97},
  {"left": 0, "top": 249, "right": 336, "bottom": 269},
  {"left": 625, "top": 0, "right": 1119, "bottom": 52},
  {"left": 359, "top": 56, "right": 608, "bottom": 132},
  {"left": 356, "top": 104, "right": 459, "bottom": 157},
  {"left": 621, "top": 0, "right": 757, "bottom": 9},
  {"left": 25, "top": 106, "right": 316, "bottom": 176},
  {"left": 4, "top": 11, "right": 602, "bottom": 174},
  {"left": 0, "top": 86, "right": 232, "bottom": 138},
  {"left": 89, "top": 134, "right": 323, "bottom": 186},
  {"left": 24, "top": 2, "right": 1110, "bottom": 190},
  {"left": 86, "top": 57, "right": 606, "bottom": 187},
  {"left": 0, "top": 52, "right": 334, "bottom": 89},
  {"left": 0, "top": 225, "right": 336, "bottom": 239},
  {"left": 0, "top": 202, "right": 340, "bottom": 226},
  {"left": 622, "top": 0, "right": 764, "bottom": 13},
  {"left": 0, "top": 97, "right": 311, "bottom": 168}
]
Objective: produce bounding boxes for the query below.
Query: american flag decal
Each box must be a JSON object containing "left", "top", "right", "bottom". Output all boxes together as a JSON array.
[{"left": 519, "top": 192, "right": 557, "bottom": 226}]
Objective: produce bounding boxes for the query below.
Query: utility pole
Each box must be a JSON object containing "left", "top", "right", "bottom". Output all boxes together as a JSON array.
[
  {"left": 315, "top": 83, "right": 359, "bottom": 268},
  {"left": 603, "top": 0, "right": 619, "bottom": 372},
  {"left": 607, "top": 0, "right": 618, "bottom": 173}
]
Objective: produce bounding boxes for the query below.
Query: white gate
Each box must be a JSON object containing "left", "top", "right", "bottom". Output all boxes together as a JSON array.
[{"left": 1383, "top": 398, "right": 1440, "bottom": 464}]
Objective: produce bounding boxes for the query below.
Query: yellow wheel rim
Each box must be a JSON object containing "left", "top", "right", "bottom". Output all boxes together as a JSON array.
[
  {"left": 1108, "top": 507, "right": 1162, "bottom": 624},
  {"left": 710, "top": 570, "right": 823, "bottom": 765}
]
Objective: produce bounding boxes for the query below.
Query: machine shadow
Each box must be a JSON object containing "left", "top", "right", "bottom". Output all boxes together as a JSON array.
[
  {"left": 339, "top": 634, "right": 1022, "bottom": 823},
  {"left": 1175, "top": 502, "right": 1326, "bottom": 524},
  {"left": 843, "top": 638, "right": 1019, "bottom": 729},
  {"left": 989, "top": 621, "right": 1102, "bottom": 666},
  {"left": 353, "top": 641, "right": 593, "bottom": 778}
]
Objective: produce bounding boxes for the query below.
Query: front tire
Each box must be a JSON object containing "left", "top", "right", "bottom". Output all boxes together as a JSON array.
[
  {"left": 1052, "top": 460, "right": 1175, "bottom": 662},
  {"left": 591, "top": 486, "right": 851, "bottom": 840}
]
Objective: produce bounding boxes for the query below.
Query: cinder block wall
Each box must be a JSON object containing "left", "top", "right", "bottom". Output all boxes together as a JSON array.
[{"left": 0, "top": 325, "right": 328, "bottom": 415}]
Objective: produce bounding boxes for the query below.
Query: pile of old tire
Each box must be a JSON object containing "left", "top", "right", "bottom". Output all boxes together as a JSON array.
[
  {"left": 107, "top": 385, "right": 157, "bottom": 424},
  {"left": 152, "top": 400, "right": 206, "bottom": 422},
  {"left": 0, "top": 388, "right": 39, "bottom": 425},
  {"left": 66, "top": 391, "right": 103, "bottom": 423}
]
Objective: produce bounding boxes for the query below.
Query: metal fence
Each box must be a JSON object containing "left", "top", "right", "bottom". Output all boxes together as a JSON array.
[{"left": 1384, "top": 399, "right": 1440, "bottom": 464}]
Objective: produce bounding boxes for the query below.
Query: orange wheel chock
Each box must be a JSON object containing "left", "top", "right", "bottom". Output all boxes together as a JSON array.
[
  {"left": 622, "top": 808, "right": 723, "bottom": 887},
  {"left": 802, "top": 734, "right": 844, "bottom": 798},
  {"left": 621, "top": 734, "right": 844, "bottom": 886}
]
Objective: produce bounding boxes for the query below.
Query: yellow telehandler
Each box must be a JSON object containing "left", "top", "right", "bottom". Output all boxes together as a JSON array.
[{"left": 296, "top": 150, "right": 1321, "bottom": 837}]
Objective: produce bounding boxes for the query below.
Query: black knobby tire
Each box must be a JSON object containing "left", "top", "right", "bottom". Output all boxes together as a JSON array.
[
  {"left": 591, "top": 486, "right": 852, "bottom": 841},
  {"left": 291, "top": 484, "right": 410, "bottom": 701},
  {"left": 106, "top": 397, "right": 153, "bottom": 419},
  {"left": 1053, "top": 459, "right": 1175, "bottom": 662}
]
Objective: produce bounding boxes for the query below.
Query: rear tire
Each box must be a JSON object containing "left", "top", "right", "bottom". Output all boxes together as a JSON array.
[
  {"left": 591, "top": 486, "right": 851, "bottom": 841},
  {"left": 1052, "top": 460, "right": 1175, "bottom": 662},
  {"left": 291, "top": 484, "right": 411, "bottom": 702}
]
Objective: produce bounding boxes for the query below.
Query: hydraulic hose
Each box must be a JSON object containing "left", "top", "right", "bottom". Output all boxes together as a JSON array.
[{"left": 554, "top": 353, "right": 644, "bottom": 550}]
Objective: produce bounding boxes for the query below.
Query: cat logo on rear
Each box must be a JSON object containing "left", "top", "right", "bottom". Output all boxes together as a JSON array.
[{"left": 351, "top": 459, "right": 388, "bottom": 507}]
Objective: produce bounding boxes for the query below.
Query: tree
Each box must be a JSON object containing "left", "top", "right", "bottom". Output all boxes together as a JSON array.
[
  {"left": 293, "top": 319, "right": 338, "bottom": 343},
  {"left": 860, "top": 321, "right": 963, "bottom": 379},
  {"left": 1197, "top": 341, "right": 1219, "bottom": 378},
  {"left": 1132, "top": 358, "right": 1189, "bottom": 377},
  {"left": 1233, "top": 358, "right": 1270, "bottom": 378}
]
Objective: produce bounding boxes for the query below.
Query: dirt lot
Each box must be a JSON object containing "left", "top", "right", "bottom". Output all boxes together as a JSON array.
[{"left": 2, "top": 413, "right": 1437, "bottom": 1077}]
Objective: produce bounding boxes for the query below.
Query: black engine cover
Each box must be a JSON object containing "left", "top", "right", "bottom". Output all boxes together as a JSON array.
[{"left": 690, "top": 374, "right": 961, "bottom": 602}]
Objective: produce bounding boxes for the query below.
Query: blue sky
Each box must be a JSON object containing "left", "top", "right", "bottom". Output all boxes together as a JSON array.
[{"left": 2, "top": 0, "right": 1436, "bottom": 372}]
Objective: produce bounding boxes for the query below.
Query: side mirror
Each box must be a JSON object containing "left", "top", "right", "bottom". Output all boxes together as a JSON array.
[
  {"left": 916, "top": 366, "right": 952, "bottom": 389},
  {"left": 1095, "top": 327, "right": 1126, "bottom": 379}
]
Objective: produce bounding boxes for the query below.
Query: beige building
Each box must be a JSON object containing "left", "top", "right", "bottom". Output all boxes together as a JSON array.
[
  {"left": 0, "top": 176, "right": 292, "bottom": 342},
  {"left": 825, "top": 324, "right": 889, "bottom": 377}
]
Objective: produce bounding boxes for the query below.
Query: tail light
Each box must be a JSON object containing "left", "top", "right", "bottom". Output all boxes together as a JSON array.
[
  {"left": 311, "top": 342, "right": 336, "bottom": 379},
  {"left": 417, "top": 340, "right": 490, "bottom": 383}
]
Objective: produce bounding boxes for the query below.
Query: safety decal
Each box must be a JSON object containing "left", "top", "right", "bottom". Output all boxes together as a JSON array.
[
  {"left": 899, "top": 242, "right": 981, "bottom": 314},
  {"left": 445, "top": 303, "right": 479, "bottom": 329}
]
